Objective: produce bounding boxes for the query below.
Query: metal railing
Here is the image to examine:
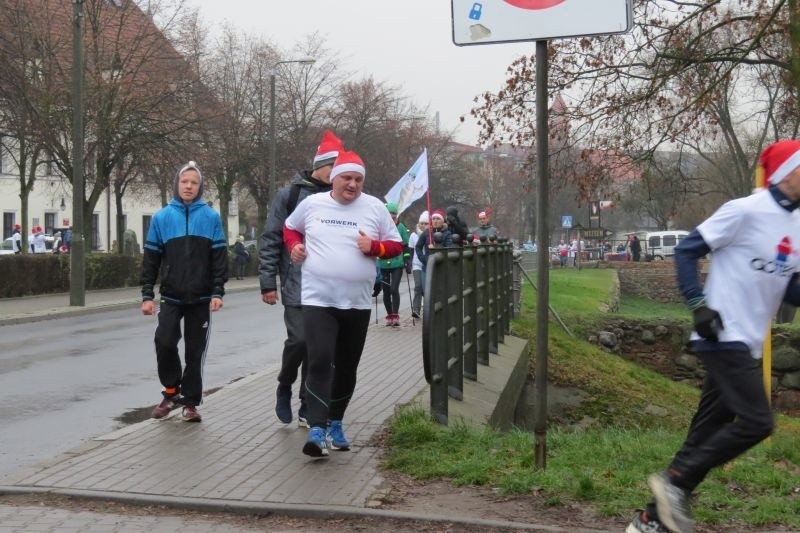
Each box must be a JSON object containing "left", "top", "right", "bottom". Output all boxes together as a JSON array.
[{"left": 422, "top": 233, "right": 518, "bottom": 424}]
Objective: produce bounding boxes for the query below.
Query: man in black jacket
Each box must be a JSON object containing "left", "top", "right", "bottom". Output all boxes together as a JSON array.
[{"left": 259, "top": 130, "right": 343, "bottom": 426}]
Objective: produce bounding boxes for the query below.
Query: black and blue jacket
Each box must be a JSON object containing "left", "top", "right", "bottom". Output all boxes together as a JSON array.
[{"left": 141, "top": 198, "right": 228, "bottom": 304}]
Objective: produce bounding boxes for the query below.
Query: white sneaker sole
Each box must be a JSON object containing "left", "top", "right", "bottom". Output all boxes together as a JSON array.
[{"left": 648, "top": 474, "right": 692, "bottom": 533}]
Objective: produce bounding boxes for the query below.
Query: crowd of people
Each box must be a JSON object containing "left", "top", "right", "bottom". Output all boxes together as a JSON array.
[
  {"left": 132, "top": 135, "right": 800, "bottom": 532},
  {"left": 9, "top": 224, "right": 72, "bottom": 254},
  {"left": 134, "top": 129, "right": 505, "bottom": 458}
]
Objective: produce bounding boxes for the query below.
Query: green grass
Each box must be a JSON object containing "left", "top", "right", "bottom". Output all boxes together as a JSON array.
[{"left": 385, "top": 267, "right": 800, "bottom": 528}]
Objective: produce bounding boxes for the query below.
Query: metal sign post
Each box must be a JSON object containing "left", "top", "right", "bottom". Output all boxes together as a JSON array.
[{"left": 450, "top": 0, "right": 634, "bottom": 470}]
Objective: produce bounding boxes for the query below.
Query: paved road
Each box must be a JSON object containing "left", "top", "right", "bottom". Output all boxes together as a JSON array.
[{"left": 0, "top": 290, "right": 286, "bottom": 478}]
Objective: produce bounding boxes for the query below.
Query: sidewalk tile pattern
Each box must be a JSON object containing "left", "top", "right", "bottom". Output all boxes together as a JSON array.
[{"left": 7, "top": 321, "right": 426, "bottom": 509}]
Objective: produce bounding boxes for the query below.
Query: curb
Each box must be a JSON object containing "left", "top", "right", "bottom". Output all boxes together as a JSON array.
[
  {"left": 0, "top": 285, "right": 259, "bottom": 327},
  {"left": 0, "top": 486, "right": 585, "bottom": 532}
]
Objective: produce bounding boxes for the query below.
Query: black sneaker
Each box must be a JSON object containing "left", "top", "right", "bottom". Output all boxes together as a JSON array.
[
  {"left": 626, "top": 510, "right": 672, "bottom": 533},
  {"left": 275, "top": 385, "right": 292, "bottom": 424},
  {"left": 648, "top": 473, "right": 692, "bottom": 533},
  {"left": 411, "top": 310, "right": 420, "bottom": 319}
]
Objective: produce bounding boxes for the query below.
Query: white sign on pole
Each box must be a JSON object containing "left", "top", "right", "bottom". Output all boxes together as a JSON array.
[{"left": 452, "top": 0, "right": 632, "bottom": 46}]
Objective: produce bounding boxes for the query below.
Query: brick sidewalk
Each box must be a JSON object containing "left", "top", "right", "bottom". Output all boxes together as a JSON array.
[{"left": 3, "top": 320, "right": 426, "bottom": 510}]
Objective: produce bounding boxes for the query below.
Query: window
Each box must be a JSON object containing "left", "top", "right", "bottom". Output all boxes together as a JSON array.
[
  {"left": 663, "top": 235, "right": 677, "bottom": 247},
  {"left": 91, "top": 213, "right": 101, "bottom": 250},
  {"left": 649, "top": 236, "right": 661, "bottom": 248},
  {"left": 44, "top": 212, "right": 56, "bottom": 235},
  {"left": 3, "top": 212, "right": 14, "bottom": 239},
  {"left": 142, "top": 215, "right": 152, "bottom": 243}
]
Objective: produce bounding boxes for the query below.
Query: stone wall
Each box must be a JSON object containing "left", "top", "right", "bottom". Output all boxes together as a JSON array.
[
  {"left": 589, "top": 319, "right": 800, "bottom": 411},
  {"left": 612, "top": 261, "right": 709, "bottom": 303}
]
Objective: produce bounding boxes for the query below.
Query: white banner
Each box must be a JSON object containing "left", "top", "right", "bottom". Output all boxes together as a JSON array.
[{"left": 384, "top": 149, "right": 429, "bottom": 215}]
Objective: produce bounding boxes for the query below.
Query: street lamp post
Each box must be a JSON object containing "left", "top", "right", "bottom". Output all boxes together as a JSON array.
[
  {"left": 70, "top": 0, "right": 85, "bottom": 307},
  {"left": 268, "top": 58, "right": 315, "bottom": 204}
]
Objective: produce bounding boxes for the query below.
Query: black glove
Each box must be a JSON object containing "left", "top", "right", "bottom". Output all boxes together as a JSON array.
[
  {"left": 693, "top": 305, "right": 723, "bottom": 342},
  {"left": 404, "top": 256, "right": 413, "bottom": 274},
  {"left": 372, "top": 281, "right": 382, "bottom": 298}
]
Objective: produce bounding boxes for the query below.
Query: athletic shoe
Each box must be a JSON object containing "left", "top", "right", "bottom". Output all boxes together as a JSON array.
[
  {"left": 411, "top": 309, "right": 420, "bottom": 319},
  {"left": 626, "top": 511, "right": 672, "bottom": 533},
  {"left": 181, "top": 405, "right": 202, "bottom": 422},
  {"left": 151, "top": 398, "right": 175, "bottom": 419},
  {"left": 648, "top": 473, "right": 692, "bottom": 533},
  {"left": 297, "top": 403, "right": 309, "bottom": 428},
  {"left": 275, "top": 385, "right": 292, "bottom": 424},
  {"left": 302, "top": 426, "right": 329, "bottom": 457},
  {"left": 327, "top": 420, "right": 351, "bottom": 451}
]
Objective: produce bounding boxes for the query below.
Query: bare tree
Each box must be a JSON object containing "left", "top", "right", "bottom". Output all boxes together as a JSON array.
[{"left": 472, "top": 0, "right": 800, "bottom": 204}]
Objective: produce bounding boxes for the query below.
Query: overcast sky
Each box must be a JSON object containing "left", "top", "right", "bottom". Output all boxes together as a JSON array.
[{"left": 186, "top": 0, "right": 534, "bottom": 145}]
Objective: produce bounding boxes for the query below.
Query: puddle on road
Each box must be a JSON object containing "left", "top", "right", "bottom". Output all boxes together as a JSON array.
[{"left": 114, "top": 379, "right": 241, "bottom": 425}]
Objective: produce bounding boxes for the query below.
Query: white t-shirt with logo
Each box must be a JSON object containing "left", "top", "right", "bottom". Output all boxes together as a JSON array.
[
  {"left": 285, "top": 191, "right": 401, "bottom": 310},
  {"left": 697, "top": 189, "right": 800, "bottom": 358}
]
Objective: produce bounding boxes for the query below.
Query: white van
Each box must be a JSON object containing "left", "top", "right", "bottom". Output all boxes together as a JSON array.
[{"left": 645, "top": 230, "right": 689, "bottom": 260}]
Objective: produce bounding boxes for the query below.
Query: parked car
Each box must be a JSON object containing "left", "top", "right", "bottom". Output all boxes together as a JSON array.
[
  {"left": 645, "top": 230, "right": 689, "bottom": 260},
  {"left": 0, "top": 237, "right": 15, "bottom": 254}
]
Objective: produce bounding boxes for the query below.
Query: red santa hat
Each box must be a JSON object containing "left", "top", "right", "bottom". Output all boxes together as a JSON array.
[
  {"left": 756, "top": 140, "right": 800, "bottom": 189},
  {"left": 478, "top": 209, "right": 492, "bottom": 218},
  {"left": 430, "top": 210, "right": 445, "bottom": 220},
  {"left": 330, "top": 150, "right": 365, "bottom": 180},
  {"left": 313, "top": 130, "right": 344, "bottom": 169}
]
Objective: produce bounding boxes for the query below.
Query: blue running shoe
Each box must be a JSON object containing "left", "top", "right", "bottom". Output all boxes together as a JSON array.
[
  {"left": 327, "top": 420, "right": 350, "bottom": 451},
  {"left": 302, "top": 426, "right": 329, "bottom": 457}
]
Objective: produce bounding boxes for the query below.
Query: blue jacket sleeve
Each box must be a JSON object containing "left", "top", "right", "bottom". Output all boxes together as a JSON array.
[{"left": 674, "top": 229, "right": 711, "bottom": 305}]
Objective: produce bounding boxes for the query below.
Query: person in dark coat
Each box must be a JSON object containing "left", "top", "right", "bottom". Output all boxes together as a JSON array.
[
  {"left": 630, "top": 235, "right": 642, "bottom": 262},
  {"left": 233, "top": 235, "right": 249, "bottom": 280}
]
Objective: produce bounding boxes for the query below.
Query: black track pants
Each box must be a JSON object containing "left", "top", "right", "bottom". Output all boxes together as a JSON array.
[
  {"left": 668, "top": 349, "right": 773, "bottom": 491},
  {"left": 153, "top": 300, "right": 211, "bottom": 407},
  {"left": 381, "top": 267, "right": 403, "bottom": 314},
  {"left": 277, "top": 305, "right": 307, "bottom": 403},
  {"left": 303, "top": 306, "right": 371, "bottom": 428}
]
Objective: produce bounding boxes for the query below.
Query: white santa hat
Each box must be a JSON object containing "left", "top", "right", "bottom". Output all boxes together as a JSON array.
[
  {"left": 757, "top": 140, "right": 800, "bottom": 188},
  {"left": 330, "top": 150, "right": 366, "bottom": 180},
  {"left": 418, "top": 210, "right": 430, "bottom": 223},
  {"left": 313, "top": 130, "right": 344, "bottom": 169}
]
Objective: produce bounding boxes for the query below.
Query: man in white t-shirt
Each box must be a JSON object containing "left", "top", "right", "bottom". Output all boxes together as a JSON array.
[
  {"left": 629, "top": 140, "right": 800, "bottom": 533},
  {"left": 284, "top": 150, "right": 403, "bottom": 458}
]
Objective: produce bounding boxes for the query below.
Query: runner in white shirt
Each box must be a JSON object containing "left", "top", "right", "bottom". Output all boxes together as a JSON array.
[
  {"left": 284, "top": 150, "right": 403, "bottom": 458},
  {"left": 629, "top": 139, "right": 800, "bottom": 533}
]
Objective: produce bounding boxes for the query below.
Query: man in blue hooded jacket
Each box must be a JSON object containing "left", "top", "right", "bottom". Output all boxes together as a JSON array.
[{"left": 140, "top": 161, "right": 228, "bottom": 423}]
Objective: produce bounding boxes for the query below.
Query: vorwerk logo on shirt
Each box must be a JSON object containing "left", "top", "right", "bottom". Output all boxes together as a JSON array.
[{"left": 319, "top": 218, "right": 359, "bottom": 228}]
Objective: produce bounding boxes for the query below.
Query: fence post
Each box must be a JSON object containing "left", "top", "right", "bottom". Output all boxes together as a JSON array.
[
  {"left": 476, "top": 238, "right": 490, "bottom": 365},
  {"left": 424, "top": 236, "right": 448, "bottom": 424},
  {"left": 488, "top": 237, "right": 500, "bottom": 352},
  {"left": 462, "top": 234, "right": 478, "bottom": 380},
  {"left": 447, "top": 235, "right": 464, "bottom": 400}
]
